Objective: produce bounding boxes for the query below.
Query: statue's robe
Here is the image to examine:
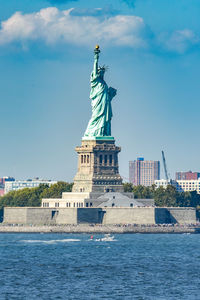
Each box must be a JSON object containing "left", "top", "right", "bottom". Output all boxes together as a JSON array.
[{"left": 84, "top": 71, "right": 114, "bottom": 137}]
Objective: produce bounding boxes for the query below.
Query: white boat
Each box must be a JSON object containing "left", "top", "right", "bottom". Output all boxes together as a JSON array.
[{"left": 96, "top": 234, "right": 115, "bottom": 242}]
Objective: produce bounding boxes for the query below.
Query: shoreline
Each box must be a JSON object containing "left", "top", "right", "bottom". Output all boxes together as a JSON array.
[{"left": 0, "top": 224, "right": 200, "bottom": 234}]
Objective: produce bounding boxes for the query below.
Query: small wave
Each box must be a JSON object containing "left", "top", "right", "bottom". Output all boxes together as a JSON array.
[
  {"left": 94, "top": 239, "right": 117, "bottom": 242},
  {"left": 20, "top": 239, "right": 80, "bottom": 244}
]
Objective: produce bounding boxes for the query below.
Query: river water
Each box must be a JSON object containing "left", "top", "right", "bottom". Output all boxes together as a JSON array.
[{"left": 0, "top": 233, "right": 199, "bottom": 300}]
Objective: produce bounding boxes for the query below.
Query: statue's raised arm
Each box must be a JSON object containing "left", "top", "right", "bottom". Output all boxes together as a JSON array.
[
  {"left": 93, "top": 45, "right": 100, "bottom": 77},
  {"left": 83, "top": 45, "right": 117, "bottom": 138}
]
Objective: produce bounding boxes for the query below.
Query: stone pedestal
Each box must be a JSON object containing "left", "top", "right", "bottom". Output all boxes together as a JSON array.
[{"left": 72, "top": 138, "right": 123, "bottom": 193}]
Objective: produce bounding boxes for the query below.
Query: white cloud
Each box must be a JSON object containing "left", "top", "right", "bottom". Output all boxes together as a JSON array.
[
  {"left": 158, "top": 29, "right": 200, "bottom": 54},
  {"left": 0, "top": 7, "right": 149, "bottom": 48},
  {"left": 0, "top": 7, "right": 199, "bottom": 54}
]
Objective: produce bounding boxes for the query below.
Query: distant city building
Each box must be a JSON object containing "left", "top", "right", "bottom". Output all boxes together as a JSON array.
[
  {"left": 176, "top": 171, "right": 200, "bottom": 180},
  {"left": 0, "top": 189, "right": 4, "bottom": 197},
  {"left": 155, "top": 179, "right": 200, "bottom": 194},
  {"left": 4, "top": 179, "right": 57, "bottom": 194},
  {"left": 154, "top": 179, "right": 177, "bottom": 189},
  {"left": 0, "top": 183, "right": 4, "bottom": 197},
  {"left": 176, "top": 179, "right": 200, "bottom": 194},
  {"left": 0, "top": 176, "right": 15, "bottom": 185},
  {"left": 129, "top": 157, "right": 160, "bottom": 186},
  {"left": 0, "top": 177, "right": 15, "bottom": 197}
]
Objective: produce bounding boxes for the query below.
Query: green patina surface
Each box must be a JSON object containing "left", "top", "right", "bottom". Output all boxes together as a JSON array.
[
  {"left": 82, "top": 136, "right": 114, "bottom": 141},
  {"left": 83, "top": 46, "right": 117, "bottom": 139}
]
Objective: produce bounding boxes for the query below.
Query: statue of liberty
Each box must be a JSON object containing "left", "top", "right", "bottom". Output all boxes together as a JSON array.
[{"left": 84, "top": 45, "right": 117, "bottom": 138}]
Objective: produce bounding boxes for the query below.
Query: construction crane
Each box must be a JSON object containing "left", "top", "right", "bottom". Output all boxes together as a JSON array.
[{"left": 162, "top": 151, "right": 169, "bottom": 181}]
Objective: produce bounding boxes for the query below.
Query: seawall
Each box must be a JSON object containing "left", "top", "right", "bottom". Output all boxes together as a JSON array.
[
  {"left": 0, "top": 224, "right": 200, "bottom": 234},
  {"left": 3, "top": 207, "right": 197, "bottom": 225}
]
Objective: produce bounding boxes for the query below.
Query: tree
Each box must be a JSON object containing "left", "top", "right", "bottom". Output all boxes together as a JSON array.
[
  {"left": 133, "top": 185, "right": 154, "bottom": 199},
  {"left": 123, "top": 183, "right": 134, "bottom": 193},
  {"left": 123, "top": 183, "right": 154, "bottom": 198},
  {"left": 40, "top": 182, "right": 73, "bottom": 199},
  {"left": 154, "top": 185, "right": 179, "bottom": 207},
  {"left": 0, "top": 182, "right": 73, "bottom": 209}
]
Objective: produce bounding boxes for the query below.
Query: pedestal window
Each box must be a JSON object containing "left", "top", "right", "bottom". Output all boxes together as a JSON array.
[
  {"left": 105, "top": 155, "right": 107, "bottom": 164},
  {"left": 99, "top": 155, "right": 102, "bottom": 164}
]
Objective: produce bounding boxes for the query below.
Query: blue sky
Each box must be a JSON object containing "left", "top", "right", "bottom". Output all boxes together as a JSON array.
[{"left": 0, "top": 0, "right": 200, "bottom": 181}]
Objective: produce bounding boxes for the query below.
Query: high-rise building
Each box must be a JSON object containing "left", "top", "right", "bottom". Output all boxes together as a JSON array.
[
  {"left": 129, "top": 158, "right": 160, "bottom": 186},
  {"left": 176, "top": 171, "right": 200, "bottom": 180}
]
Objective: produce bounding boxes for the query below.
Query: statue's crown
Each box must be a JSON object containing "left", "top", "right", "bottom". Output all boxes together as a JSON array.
[{"left": 98, "top": 65, "right": 108, "bottom": 72}]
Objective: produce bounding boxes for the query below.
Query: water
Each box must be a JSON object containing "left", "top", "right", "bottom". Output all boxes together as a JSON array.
[{"left": 0, "top": 233, "right": 199, "bottom": 300}]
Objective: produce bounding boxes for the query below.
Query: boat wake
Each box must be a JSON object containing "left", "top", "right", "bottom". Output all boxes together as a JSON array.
[{"left": 20, "top": 239, "right": 80, "bottom": 244}]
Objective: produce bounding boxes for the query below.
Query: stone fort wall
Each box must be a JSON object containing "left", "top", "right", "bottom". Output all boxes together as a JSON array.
[{"left": 3, "top": 207, "right": 197, "bottom": 225}]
